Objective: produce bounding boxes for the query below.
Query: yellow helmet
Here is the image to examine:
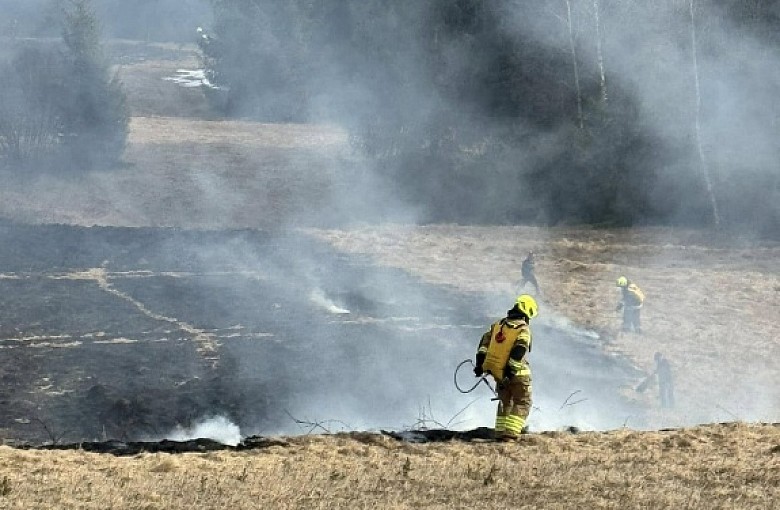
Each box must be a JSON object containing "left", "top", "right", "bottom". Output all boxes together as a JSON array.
[
  {"left": 616, "top": 276, "right": 628, "bottom": 287},
  {"left": 515, "top": 294, "right": 538, "bottom": 319}
]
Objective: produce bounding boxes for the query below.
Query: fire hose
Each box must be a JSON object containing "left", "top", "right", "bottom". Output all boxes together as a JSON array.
[{"left": 454, "top": 358, "right": 497, "bottom": 398}]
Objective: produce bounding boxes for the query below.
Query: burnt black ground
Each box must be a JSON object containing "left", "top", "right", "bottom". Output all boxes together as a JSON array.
[{"left": 0, "top": 222, "right": 644, "bottom": 444}]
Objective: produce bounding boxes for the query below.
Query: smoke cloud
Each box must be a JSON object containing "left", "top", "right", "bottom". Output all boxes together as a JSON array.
[{"left": 164, "top": 415, "right": 241, "bottom": 446}]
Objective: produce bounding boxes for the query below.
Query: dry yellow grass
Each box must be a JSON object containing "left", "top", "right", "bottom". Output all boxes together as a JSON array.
[{"left": 0, "top": 423, "right": 777, "bottom": 509}]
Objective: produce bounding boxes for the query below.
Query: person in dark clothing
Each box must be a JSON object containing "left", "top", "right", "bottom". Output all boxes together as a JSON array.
[
  {"left": 616, "top": 276, "right": 644, "bottom": 333},
  {"left": 518, "top": 252, "right": 540, "bottom": 294},
  {"left": 654, "top": 352, "right": 675, "bottom": 409}
]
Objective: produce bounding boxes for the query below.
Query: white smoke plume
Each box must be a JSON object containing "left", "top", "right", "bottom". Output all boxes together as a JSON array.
[{"left": 164, "top": 416, "right": 242, "bottom": 446}]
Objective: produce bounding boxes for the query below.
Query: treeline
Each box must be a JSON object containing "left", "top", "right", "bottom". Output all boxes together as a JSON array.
[
  {"left": 202, "top": 0, "right": 779, "bottom": 236},
  {"left": 0, "top": 0, "right": 210, "bottom": 42},
  {"left": 0, "top": 0, "right": 127, "bottom": 171}
]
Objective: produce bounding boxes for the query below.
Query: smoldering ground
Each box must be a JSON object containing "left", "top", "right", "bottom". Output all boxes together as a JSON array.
[
  {"left": 0, "top": 223, "right": 646, "bottom": 444},
  {"left": 284, "top": 0, "right": 780, "bottom": 428}
]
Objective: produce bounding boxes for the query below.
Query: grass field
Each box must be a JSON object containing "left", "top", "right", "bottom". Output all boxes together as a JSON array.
[{"left": 0, "top": 44, "right": 777, "bottom": 509}]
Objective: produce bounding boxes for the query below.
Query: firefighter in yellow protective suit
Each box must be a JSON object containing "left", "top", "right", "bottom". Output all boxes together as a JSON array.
[
  {"left": 473, "top": 295, "right": 538, "bottom": 441},
  {"left": 616, "top": 276, "right": 644, "bottom": 333}
]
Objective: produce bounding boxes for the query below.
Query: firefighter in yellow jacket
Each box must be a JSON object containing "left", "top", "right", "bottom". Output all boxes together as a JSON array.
[
  {"left": 616, "top": 276, "right": 644, "bottom": 333},
  {"left": 473, "top": 295, "right": 538, "bottom": 441}
]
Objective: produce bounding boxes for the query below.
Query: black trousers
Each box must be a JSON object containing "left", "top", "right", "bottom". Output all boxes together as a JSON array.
[
  {"left": 659, "top": 378, "right": 675, "bottom": 408},
  {"left": 519, "top": 273, "right": 540, "bottom": 293},
  {"left": 622, "top": 307, "right": 641, "bottom": 332}
]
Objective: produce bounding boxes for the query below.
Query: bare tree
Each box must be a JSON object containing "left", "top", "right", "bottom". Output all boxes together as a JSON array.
[
  {"left": 565, "top": 0, "right": 584, "bottom": 129},
  {"left": 592, "top": 0, "right": 607, "bottom": 104},
  {"left": 688, "top": 0, "right": 721, "bottom": 227},
  {"left": 0, "top": 48, "right": 64, "bottom": 165}
]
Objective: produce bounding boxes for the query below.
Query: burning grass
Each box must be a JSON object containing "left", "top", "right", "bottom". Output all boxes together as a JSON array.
[{"left": 0, "top": 423, "right": 777, "bottom": 509}]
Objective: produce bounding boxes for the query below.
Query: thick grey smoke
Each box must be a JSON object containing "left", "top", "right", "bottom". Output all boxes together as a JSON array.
[
  {"left": 196, "top": 0, "right": 778, "bottom": 433},
  {"left": 225, "top": 1, "right": 778, "bottom": 430}
]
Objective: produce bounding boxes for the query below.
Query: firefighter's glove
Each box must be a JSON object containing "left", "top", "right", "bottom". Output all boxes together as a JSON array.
[
  {"left": 615, "top": 302, "right": 624, "bottom": 312},
  {"left": 474, "top": 352, "right": 486, "bottom": 377}
]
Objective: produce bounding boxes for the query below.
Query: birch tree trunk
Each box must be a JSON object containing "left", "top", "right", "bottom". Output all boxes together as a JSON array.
[
  {"left": 565, "top": 0, "right": 584, "bottom": 129},
  {"left": 689, "top": 0, "right": 721, "bottom": 227},
  {"left": 593, "top": 0, "right": 607, "bottom": 104}
]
